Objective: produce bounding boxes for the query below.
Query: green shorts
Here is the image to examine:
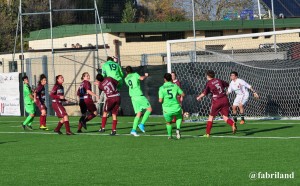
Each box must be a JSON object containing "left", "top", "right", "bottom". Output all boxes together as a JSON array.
[
  {"left": 25, "top": 103, "right": 36, "bottom": 114},
  {"left": 163, "top": 109, "right": 182, "bottom": 123},
  {"left": 131, "top": 96, "right": 151, "bottom": 114}
]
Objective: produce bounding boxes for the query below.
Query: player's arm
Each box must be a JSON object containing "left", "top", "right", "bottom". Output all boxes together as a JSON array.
[
  {"left": 197, "top": 83, "right": 209, "bottom": 101},
  {"left": 242, "top": 80, "right": 259, "bottom": 98},
  {"left": 158, "top": 87, "right": 163, "bottom": 103},
  {"left": 118, "top": 65, "right": 124, "bottom": 78},
  {"left": 177, "top": 86, "right": 185, "bottom": 102},
  {"left": 85, "top": 82, "right": 98, "bottom": 98},
  {"left": 227, "top": 83, "right": 233, "bottom": 95},
  {"left": 50, "top": 85, "right": 61, "bottom": 99},
  {"left": 139, "top": 73, "right": 149, "bottom": 81},
  {"left": 101, "top": 65, "right": 107, "bottom": 78}
]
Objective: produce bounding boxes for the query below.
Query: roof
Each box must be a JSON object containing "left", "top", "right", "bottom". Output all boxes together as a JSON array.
[
  {"left": 261, "top": 0, "right": 300, "bottom": 18},
  {"left": 26, "top": 18, "right": 300, "bottom": 41}
]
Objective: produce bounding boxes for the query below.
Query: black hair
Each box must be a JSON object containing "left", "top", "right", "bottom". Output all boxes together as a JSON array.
[
  {"left": 164, "top": 73, "right": 172, "bottom": 82},
  {"left": 206, "top": 70, "right": 215, "bottom": 78},
  {"left": 125, "top": 66, "right": 133, "bottom": 74},
  {"left": 107, "top": 56, "right": 114, "bottom": 61},
  {"left": 55, "top": 75, "right": 62, "bottom": 84},
  {"left": 96, "top": 74, "right": 104, "bottom": 82},
  {"left": 22, "top": 76, "right": 28, "bottom": 81},
  {"left": 230, "top": 71, "right": 238, "bottom": 77}
]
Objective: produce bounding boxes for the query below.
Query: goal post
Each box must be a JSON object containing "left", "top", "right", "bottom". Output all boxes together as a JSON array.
[{"left": 166, "top": 29, "right": 300, "bottom": 119}]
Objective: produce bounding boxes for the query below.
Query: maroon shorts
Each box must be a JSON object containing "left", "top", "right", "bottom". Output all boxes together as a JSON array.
[
  {"left": 36, "top": 100, "right": 47, "bottom": 111},
  {"left": 79, "top": 99, "right": 97, "bottom": 114},
  {"left": 52, "top": 102, "right": 68, "bottom": 118},
  {"left": 104, "top": 96, "right": 121, "bottom": 115},
  {"left": 210, "top": 96, "right": 230, "bottom": 117}
]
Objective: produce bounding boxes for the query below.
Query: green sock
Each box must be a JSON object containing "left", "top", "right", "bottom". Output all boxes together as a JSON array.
[
  {"left": 176, "top": 118, "right": 182, "bottom": 130},
  {"left": 27, "top": 117, "right": 35, "bottom": 126},
  {"left": 23, "top": 116, "right": 33, "bottom": 125},
  {"left": 166, "top": 124, "right": 172, "bottom": 137},
  {"left": 141, "top": 110, "right": 151, "bottom": 125},
  {"left": 133, "top": 117, "right": 140, "bottom": 130}
]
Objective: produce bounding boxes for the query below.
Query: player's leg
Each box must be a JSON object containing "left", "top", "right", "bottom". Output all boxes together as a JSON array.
[
  {"left": 84, "top": 100, "right": 97, "bottom": 124},
  {"left": 175, "top": 109, "right": 183, "bottom": 139},
  {"left": 22, "top": 104, "right": 35, "bottom": 129},
  {"left": 78, "top": 100, "right": 87, "bottom": 132},
  {"left": 131, "top": 111, "right": 142, "bottom": 136},
  {"left": 138, "top": 97, "right": 152, "bottom": 133},
  {"left": 63, "top": 114, "right": 73, "bottom": 135},
  {"left": 204, "top": 115, "right": 214, "bottom": 137},
  {"left": 232, "top": 96, "right": 241, "bottom": 123},
  {"left": 163, "top": 112, "right": 173, "bottom": 139},
  {"left": 99, "top": 99, "right": 109, "bottom": 132},
  {"left": 24, "top": 104, "right": 35, "bottom": 130},
  {"left": 220, "top": 103, "right": 236, "bottom": 134},
  {"left": 238, "top": 103, "right": 245, "bottom": 124},
  {"left": 39, "top": 108, "right": 48, "bottom": 130},
  {"left": 110, "top": 97, "right": 121, "bottom": 136}
]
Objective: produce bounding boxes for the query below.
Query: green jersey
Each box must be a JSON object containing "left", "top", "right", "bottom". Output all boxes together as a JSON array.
[
  {"left": 23, "top": 84, "right": 34, "bottom": 105},
  {"left": 125, "top": 72, "right": 143, "bottom": 97},
  {"left": 102, "top": 60, "right": 124, "bottom": 81},
  {"left": 159, "top": 82, "right": 183, "bottom": 113}
]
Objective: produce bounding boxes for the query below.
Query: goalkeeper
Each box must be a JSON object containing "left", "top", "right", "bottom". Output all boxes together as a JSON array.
[
  {"left": 21, "top": 76, "right": 36, "bottom": 130},
  {"left": 159, "top": 73, "right": 185, "bottom": 139},
  {"left": 227, "top": 71, "right": 259, "bottom": 124},
  {"left": 124, "top": 66, "right": 152, "bottom": 136},
  {"left": 101, "top": 56, "right": 124, "bottom": 90}
]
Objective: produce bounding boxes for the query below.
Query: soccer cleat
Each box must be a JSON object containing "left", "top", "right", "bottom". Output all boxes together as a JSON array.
[
  {"left": 203, "top": 134, "right": 210, "bottom": 138},
  {"left": 27, "top": 125, "right": 33, "bottom": 130},
  {"left": 66, "top": 132, "right": 75, "bottom": 135},
  {"left": 130, "top": 130, "right": 140, "bottom": 137},
  {"left": 80, "top": 119, "right": 87, "bottom": 130},
  {"left": 138, "top": 124, "right": 145, "bottom": 133},
  {"left": 168, "top": 136, "right": 172, "bottom": 140},
  {"left": 98, "top": 128, "right": 105, "bottom": 133},
  {"left": 21, "top": 123, "right": 26, "bottom": 130},
  {"left": 77, "top": 130, "right": 83, "bottom": 133},
  {"left": 54, "top": 130, "right": 63, "bottom": 135},
  {"left": 39, "top": 126, "right": 49, "bottom": 130},
  {"left": 110, "top": 130, "right": 117, "bottom": 136},
  {"left": 240, "top": 120, "right": 245, "bottom": 125},
  {"left": 176, "top": 129, "right": 181, "bottom": 139}
]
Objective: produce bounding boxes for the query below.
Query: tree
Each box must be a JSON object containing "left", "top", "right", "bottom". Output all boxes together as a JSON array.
[
  {"left": 121, "top": 0, "right": 137, "bottom": 23},
  {"left": 138, "top": 0, "right": 187, "bottom": 22}
]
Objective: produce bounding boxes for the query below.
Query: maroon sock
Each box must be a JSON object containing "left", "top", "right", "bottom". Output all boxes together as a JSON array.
[
  {"left": 78, "top": 122, "right": 82, "bottom": 130},
  {"left": 85, "top": 113, "right": 96, "bottom": 122},
  {"left": 206, "top": 121, "right": 213, "bottom": 135},
  {"left": 226, "top": 119, "right": 234, "bottom": 126},
  {"left": 39, "top": 116, "right": 43, "bottom": 127},
  {"left": 64, "top": 121, "right": 71, "bottom": 133},
  {"left": 112, "top": 120, "right": 117, "bottom": 131},
  {"left": 43, "top": 116, "right": 47, "bottom": 127},
  {"left": 55, "top": 122, "right": 63, "bottom": 131},
  {"left": 101, "top": 117, "right": 107, "bottom": 129}
]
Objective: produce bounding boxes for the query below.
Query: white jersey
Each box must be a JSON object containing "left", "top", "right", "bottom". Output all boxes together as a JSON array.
[{"left": 228, "top": 78, "right": 251, "bottom": 96}]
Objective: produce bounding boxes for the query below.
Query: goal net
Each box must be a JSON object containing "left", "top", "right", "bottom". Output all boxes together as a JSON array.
[{"left": 167, "top": 29, "right": 300, "bottom": 120}]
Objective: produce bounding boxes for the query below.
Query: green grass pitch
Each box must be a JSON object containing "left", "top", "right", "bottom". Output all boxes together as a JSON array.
[{"left": 0, "top": 116, "right": 299, "bottom": 185}]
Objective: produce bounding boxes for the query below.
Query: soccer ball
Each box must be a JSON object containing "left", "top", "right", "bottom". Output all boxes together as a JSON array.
[{"left": 183, "top": 112, "right": 190, "bottom": 118}]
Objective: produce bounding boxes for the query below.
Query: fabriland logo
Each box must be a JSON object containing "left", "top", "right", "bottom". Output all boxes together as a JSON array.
[{"left": 249, "top": 172, "right": 295, "bottom": 180}]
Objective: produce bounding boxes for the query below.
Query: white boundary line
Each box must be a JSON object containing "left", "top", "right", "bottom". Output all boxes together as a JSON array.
[{"left": 0, "top": 131, "right": 299, "bottom": 139}]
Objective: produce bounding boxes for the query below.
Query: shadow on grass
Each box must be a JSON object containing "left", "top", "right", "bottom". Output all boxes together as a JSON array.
[
  {"left": 244, "top": 125, "right": 293, "bottom": 136},
  {"left": 0, "top": 141, "right": 18, "bottom": 145}
]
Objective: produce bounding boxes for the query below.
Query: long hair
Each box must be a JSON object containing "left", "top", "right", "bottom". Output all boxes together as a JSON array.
[
  {"left": 55, "top": 75, "right": 62, "bottom": 84},
  {"left": 81, "top": 72, "right": 89, "bottom": 80},
  {"left": 38, "top": 74, "right": 47, "bottom": 85}
]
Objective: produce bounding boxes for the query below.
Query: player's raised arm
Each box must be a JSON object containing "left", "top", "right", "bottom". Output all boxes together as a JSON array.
[{"left": 139, "top": 73, "right": 149, "bottom": 81}]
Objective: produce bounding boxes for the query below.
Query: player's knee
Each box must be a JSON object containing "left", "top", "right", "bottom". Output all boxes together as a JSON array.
[
  {"left": 147, "top": 107, "right": 152, "bottom": 112},
  {"left": 30, "top": 114, "right": 35, "bottom": 117}
]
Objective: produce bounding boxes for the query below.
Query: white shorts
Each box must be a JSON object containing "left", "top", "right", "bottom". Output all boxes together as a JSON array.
[{"left": 233, "top": 94, "right": 249, "bottom": 106}]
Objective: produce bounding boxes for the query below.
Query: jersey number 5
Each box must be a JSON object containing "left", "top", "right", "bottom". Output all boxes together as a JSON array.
[
  {"left": 167, "top": 89, "right": 173, "bottom": 99},
  {"left": 215, "top": 83, "right": 222, "bottom": 94}
]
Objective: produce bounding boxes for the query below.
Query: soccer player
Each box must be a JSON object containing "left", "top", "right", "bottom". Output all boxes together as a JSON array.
[
  {"left": 21, "top": 76, "right": 36, "bottom": 130},
  {"left": 35, "top": 74, "right": 48, "bottom": 130},
  {"left": 124, "top": 66, "right": 152, "bottom": 136},
  {"left": 196, "top": 70, "right": 236, "bottom": 137},
  {"left": 77, "top": 72, "right": 99, "bottom": 133},
  {"left": 171, "top": 71, "right": 183, "bottom": 123},
  {"left": 227, "top": 71, "right": 259, "bottom": 124},
  {"left": 159, "top": 73, "right": 185, "bottom": 139},
  {"left": 95, "top": 74, "right": 120, "bottom": 135},
  {"left": 50, "top": 75, "right": 74, "bottom": 135},
  {"left": 102, "top": 56, "right": 124, "bottom": 90}
]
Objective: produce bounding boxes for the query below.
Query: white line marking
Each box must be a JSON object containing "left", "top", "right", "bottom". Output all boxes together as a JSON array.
[{"left": 0, "top": 131, "right": 299, "bottom": 139}]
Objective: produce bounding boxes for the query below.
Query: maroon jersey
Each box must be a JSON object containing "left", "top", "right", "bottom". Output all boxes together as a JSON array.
[
  {"left": 77, "top": 80, "right": 92, "bottom": 100},
  {"left": 173, "top": 79, "right": 181, "bottom": 88},
  {"left": 50, "top": 83, "right": 65, "bottom": 103},
  {"left": 202, "top": 78, "right": 229, "bottom": 102},
  {"left": 36, "top": 84, "right": 46, "bottom": 105},
  {"left": 98, "top": 77, "right": 120, "bottom": 98}
]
